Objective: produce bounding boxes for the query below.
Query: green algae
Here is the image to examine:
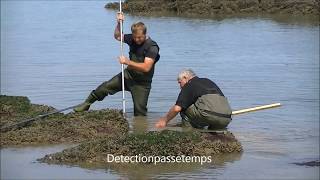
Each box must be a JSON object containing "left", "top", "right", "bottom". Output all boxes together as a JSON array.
[{"left": 0, "top": 95, "right": 129, "bottom": 147}]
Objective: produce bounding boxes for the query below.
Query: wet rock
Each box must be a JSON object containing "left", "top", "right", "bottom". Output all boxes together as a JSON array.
[
  {"left": 0, "top": 95, "right": 129, "bottom": 147},
  {"left": 105, "top": 0, "right": 319, "bottom": 16},
  {"left": 39, "top": 130, "right": 242, "bottom": 165},
  {"left": 0, "top": 95, "right": 57, "bottom": 128}
]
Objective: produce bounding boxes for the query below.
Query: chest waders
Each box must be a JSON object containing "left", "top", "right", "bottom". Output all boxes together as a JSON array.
[
  {"left": 74, "top": 38, "right": 159, "bottom": 116},
  {"left": 182, "top": 94, "right": 232, "bottom": 130}
]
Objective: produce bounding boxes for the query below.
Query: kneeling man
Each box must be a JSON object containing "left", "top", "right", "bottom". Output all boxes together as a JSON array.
[{"left": 155, "top": 69, "right": 232, "bottom": 130}]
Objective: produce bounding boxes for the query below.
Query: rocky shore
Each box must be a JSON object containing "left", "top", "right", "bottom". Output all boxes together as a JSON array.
[
  {"left": 1, "top": 95, "right": 242, "bottom": 166},
  {"left": 0, "top": 95, "right": 129, "bottom": 147},
  {"left": 39, "top": 130, "right": 242, "bottom": 165},
  {"left": 105, "top": 0, "right": 319, "bottom": 16}
]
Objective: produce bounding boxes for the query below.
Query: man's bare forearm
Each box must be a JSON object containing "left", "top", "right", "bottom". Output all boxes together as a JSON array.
[
  {"left": 114, "top": 22, "right": 121, "bottom": 40},
  {"left": 155, "top": 105, "right": 181, "bottom": 128},
  {"left": 164, "top": 105, "right": 180, "bottom": 123}
]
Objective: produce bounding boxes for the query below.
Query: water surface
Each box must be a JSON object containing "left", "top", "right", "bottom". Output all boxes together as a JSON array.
[{"left": 1, "top": 0, "right": 319, "bottom": 179}]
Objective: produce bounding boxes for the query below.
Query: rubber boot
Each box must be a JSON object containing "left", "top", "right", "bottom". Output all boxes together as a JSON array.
[{"left": 74, "top": 93, "right": 97, "bottom": 112}]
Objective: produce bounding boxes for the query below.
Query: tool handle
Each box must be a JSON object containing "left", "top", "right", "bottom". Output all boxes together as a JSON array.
[{"left": 232, "top": 103, "right": 281, "bottom": 115}]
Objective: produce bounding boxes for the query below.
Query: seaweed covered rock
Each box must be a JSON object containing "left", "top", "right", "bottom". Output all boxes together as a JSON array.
[
  {"left": 39, "top": 130, "right": 242, "bottom": 164},
  {"left": 0, "top": 95, "right": 56, "bottom": 127},
  {"left": 0, "top": 95, "right": 129, "bottom": 147},
  {"left": 105, "top": 0, "right": 319, "bottom": 16}
]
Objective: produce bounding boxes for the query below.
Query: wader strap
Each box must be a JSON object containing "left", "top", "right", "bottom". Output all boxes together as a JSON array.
[
  {"left": 194, "top": 94, "right": 232, "bottom": 119},
  {"left": 205, "top": 88, "right": 220, "bottom": 95},
  {"left": 91, "top": 90, "right": 101, "bottom": 101},
  {"left": 202, "top": 109, "right": 232, "bottom": 118}
]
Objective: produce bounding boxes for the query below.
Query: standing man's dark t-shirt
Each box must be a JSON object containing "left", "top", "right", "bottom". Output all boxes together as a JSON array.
[
  {"left": 124, "top": 34, "right": 160, "bottom": 62},
  {"left": 176, "top": 76, "right": 224, "bottom": 111},
  {"left": 123, "top": 34, "right": 160, "bottom": 83}
]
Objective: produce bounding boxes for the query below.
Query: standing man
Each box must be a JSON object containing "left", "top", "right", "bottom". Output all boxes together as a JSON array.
[
  {"left": 74, "top": 12, "right": 160, "bottom": 116},
  {"left": 155, "top": 69, "right": 232, "bottom": 130}
]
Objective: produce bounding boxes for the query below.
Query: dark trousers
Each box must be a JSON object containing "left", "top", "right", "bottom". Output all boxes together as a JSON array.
[{"left": 92, "top": 69, "right": 151, "bottom": 116}]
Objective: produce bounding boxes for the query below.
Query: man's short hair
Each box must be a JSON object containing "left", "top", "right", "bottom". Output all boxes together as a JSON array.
[
  {"left": 177, "top": 69, "right": 196, "bottom": 81},
  {"left": 131, "top": 21, "right": 147, "bottom": 34}
]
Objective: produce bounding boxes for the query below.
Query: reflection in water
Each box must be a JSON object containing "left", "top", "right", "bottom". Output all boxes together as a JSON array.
[
  {"left": 130, "top": 115, "right": 149, "bottom": 134},
  {"left": 1, "top": 145, "right": 242, "bottom": 180},
  {"left": 0, "top": 145, "right": 121, "bottom": 179},
  {"left": 104, "top": 152, "right": 242, "bottom": 179}
]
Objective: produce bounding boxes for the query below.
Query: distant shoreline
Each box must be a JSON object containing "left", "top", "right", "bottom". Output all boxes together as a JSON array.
[{"left": 105, "top": 0, "right": 319, "bottom": 17}]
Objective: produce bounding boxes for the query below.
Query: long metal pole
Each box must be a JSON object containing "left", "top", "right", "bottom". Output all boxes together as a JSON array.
[
  {"left": 0, "top": 105, "right": 78, "bottom": 133},
  {"left": 119, "top": 0, "right": 126, "bottom": 117}
]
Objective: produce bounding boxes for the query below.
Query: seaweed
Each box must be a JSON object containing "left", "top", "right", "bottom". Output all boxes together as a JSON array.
[
  {"left": 39, "top": 130, "right": 242, "bottom": 165},
  {"left": 1, "top": 95, "right": 242, "bottom": 167},
  {"left": 0, "top": 95, "right": 129, "bottom": 147}
]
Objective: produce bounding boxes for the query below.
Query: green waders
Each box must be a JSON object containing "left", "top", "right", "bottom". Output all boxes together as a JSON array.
[
  {"left": 92, "top": 69, "right": 151, "bottom": 116},
  {"left": 181, "top": 94, "right": 232, "bottom": 130}
]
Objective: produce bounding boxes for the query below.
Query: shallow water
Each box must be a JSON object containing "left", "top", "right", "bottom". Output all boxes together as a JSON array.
[{"left": 1, "top": 0, "right": 319, "bottom": 179}]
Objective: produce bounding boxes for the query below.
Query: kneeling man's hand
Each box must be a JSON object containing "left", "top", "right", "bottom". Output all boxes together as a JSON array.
[{"left": 155, "top": 117, "right": 167, "bottom": 128}]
